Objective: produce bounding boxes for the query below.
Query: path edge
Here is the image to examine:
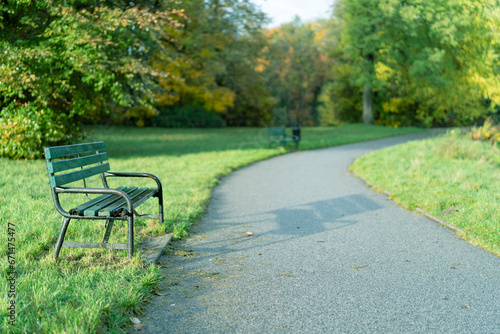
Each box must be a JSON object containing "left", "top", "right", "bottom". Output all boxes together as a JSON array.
[
  {"left": 138, "top": 234, "right": 173, "bottom": 266},
  {"left": 350, "top": 170, "right": 466, "bottom": 235}
]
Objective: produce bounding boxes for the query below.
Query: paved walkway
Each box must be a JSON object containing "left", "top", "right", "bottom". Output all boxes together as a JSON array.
[{"left": 141, "top": 133, "right": 500, "bottom": 333}]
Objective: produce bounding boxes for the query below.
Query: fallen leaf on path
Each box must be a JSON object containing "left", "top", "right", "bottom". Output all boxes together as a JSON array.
[
  {"left": 154, "top": 292, "right": 168, "bottom": 296},
  {"left": 246, "top": 232, "right": 253, "bottom": 236},
  {"left": 353, "top": 265, "right": 368, "bottom": 270}
]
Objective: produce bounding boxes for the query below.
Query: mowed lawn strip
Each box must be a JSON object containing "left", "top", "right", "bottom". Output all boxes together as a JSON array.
[
  {"left": 0, "top": 124, "right": 423, "bottom": 333},
  {"left": 351, "top": 134, "right": 500, "bottom": 256}
]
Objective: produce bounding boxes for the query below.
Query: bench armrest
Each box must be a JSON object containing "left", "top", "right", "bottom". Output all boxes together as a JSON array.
[
  {"left": 103, "top": 172, "right": 163, "bottom": 195},
  {"left": 52, "top": 187, "right": 133, "bottom": 218}
]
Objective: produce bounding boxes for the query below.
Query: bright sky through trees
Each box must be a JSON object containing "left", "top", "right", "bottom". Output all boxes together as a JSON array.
[{"left": 251, "top": 0, "right": 333, "bottom": 27}]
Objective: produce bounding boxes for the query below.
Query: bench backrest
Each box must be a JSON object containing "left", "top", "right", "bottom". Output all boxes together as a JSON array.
[
  {"left": 44, "top": 142, "right": 110, "bottom": 188},
  {"left": 267, "top": 127, "right": 286, "bottom": 137}
]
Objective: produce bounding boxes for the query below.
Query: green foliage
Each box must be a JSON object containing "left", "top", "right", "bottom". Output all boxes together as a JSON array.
[
  {"left": 153, "top": 0, "right": 273, "bottom": 126},
  {"left": 318, "top": 81, "right": 361, "bottom": 126},
  {"left": 0, "top": 0, "right": 181, "bottom": 158},
  {"left": 262, "top": 18, "right": 331, "bottom": 126},
  {"left": 217, "top": 32, "right": 276, "bottom": 126},
  {"left": 469, "top": 118, "right": 500, "bottom": 144},
  {"left": 338, "top": 0, "right": 384, "bottom": 124},
  {"left": 335, "top": 0, "right": 500, "bottom": 127},
  {"left": 378, "top": 0, "right": 500, "bottom": 127},
  {"left": 339, "top": 0, "right": 381, "bottom": 85},
  {"left": 318, "top": 42, "right": 362, "bottom": 125},
  {"left": 0, "top": 102, "right": 77, "bottom": 159},
  {"left": 150, "top": 106, "right": 225, "bottom": 128}
]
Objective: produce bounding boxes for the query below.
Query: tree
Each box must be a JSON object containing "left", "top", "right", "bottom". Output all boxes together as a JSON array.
[
  {"left": 337, "top": 0, "right": 500, "bottom": 126},
  {"left": 314, "top": 15, "right": 363, "bottom": 126},
  {"left": 151, "top": 0, "right": 273, "bottom": 126},
  {"left": 378, "top": 0, "right": 500, "bottom": 126},
  {"left": 262, "top": 18, "right": 331, "bottom": 126},
  {"left": 338, "top": 0, "right": 383, "bottom": 124},
  {"left": 0, "top": 0, "right": 182, "bottom": 158},
  {"left": 318, "top": 43, "right": 362, "bottom": 125}
]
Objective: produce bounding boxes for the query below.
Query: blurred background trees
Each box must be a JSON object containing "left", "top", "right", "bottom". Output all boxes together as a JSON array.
[
  {"left": 330, "top": 0, "right": 500, "bottom": 127},
  {"left": 151, "top": 0, "right": 274, "bottom": 127},
  {"left": 1, "top": 0, "right": 499, "bottom": 158},
  {"left": 262, "top": 18, "right": 331, "bottom": 126},
  {"left": 0, "top": 0, "right": 183, "bottom": 158}
]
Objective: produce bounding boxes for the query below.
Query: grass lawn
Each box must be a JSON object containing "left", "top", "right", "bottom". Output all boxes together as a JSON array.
[
  {"left": 351, "top": 132, "right": 500, "bottom": 256},
  {"left": 0, "top": 124, "right": 423, "bottom": 333}
]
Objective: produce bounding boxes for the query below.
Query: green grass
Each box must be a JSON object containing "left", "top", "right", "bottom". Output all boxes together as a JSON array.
[
  {"left": 0, "top": 124, "right": 423, "bottom": 333},
  {"left": 351, "top": 132, "right": 500, "bottom": 256}
]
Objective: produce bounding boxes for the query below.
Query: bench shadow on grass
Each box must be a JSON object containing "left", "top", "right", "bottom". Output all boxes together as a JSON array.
[{"left": 181, "top": 193, "right": 383, "bottom": 258}]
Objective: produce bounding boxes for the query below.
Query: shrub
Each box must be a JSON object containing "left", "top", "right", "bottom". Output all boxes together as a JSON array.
[
  {"left": 0, "top": 103, "right": 77, "bottom": 159},
  {"left": 469, "top": 118, "right": 500, "bottom": 144}
]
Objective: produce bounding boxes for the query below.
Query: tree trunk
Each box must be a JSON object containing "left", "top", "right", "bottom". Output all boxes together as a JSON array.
[{"left": 362, "top": 82, "right": 374, "bottom": 124}]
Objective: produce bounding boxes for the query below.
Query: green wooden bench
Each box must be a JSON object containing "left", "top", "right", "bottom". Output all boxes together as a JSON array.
[
  {"left": 267, "top": 127, "right": 300, "bottom": 149},
  {"left": 44, "top": 141, "right": 163, "bottom": 260}
]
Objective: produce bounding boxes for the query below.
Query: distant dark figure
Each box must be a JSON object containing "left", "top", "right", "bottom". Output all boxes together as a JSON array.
[{"left": 292, "top": 122, "right": 301, "bottom": 142}]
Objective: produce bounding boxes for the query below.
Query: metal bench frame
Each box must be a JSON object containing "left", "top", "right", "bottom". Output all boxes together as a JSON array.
[
  {"left": 267, "top": 127, "right": 299, "bottom": 149},
  {"left": 44, "top": 141, "right": 163, "bottom": 260}
]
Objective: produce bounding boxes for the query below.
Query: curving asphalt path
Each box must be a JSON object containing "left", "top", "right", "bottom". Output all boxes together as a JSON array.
[{"left": 140, "top": 133, "right": 500, "bottom": 333}]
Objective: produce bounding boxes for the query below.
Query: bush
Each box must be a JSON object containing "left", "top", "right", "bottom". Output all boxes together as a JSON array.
[
  {"left": 150, "top": 106, "right": 225, "bottom": 128},
  {"left": 468, "top": 117, "right": 500, "bottom": 144},
  {"left": 0, "top": 103, "right": 78, "bottom": 159}
]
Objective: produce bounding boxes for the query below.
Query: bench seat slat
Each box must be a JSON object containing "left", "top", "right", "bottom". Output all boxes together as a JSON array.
[
  {"left": 99, "top": 188, "right": 157, "bottom": 217},
  {"left": 48, "top": 153, "right": 108, "bottom": 173},
  {"left": 50, "top": 163, "right": 110, "bottom": 188},
  {"left": 69, "top": 186, "right": 127, "bottom": 215},
  {"left": 83, "top": 187, "right": 138, "bottom": 216},
  {"left": 44, "top": 142, "right": 106, "bottom": 160},
  {"left": 128, "top": 188, "right": 158, "bottom": 209}
]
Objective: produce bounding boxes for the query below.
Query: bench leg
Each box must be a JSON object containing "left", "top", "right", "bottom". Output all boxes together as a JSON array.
[
  {"left": 158, "top": 193, "right": 164, "bottom": 225},
  {"left": 127, "top": 215, "right": 134, "bottom": 259},
  {"left": 102, "top": 220, "right": 114, "bottom": 244},
  {"left": 53, "top": 217, "right": 71, "bottom": 259}
]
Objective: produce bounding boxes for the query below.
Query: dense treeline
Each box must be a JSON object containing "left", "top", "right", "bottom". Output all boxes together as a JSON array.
[
  {"left": 333, "top": 0, "right": 500, "bottom": 127},
  {"left": 1, "top": 0, "right": 499, "bottom": 158},
  {"left": 0, "top": 0, "right": 183, "bottom": 158}
]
